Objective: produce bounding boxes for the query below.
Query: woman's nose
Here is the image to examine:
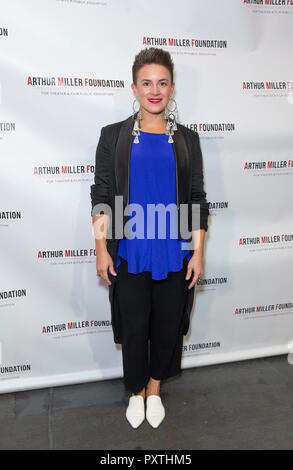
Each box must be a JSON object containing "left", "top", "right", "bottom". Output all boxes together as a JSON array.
[{"left": 151, "top": 84, "right": 160, "bottom": 95}]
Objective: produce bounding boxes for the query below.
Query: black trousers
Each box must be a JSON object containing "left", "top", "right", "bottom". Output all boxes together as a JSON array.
[{"left": 116, "top": 256, "right": 189, "bottom": 394}]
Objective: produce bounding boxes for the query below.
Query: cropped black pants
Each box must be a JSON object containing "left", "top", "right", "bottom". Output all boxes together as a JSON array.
[{"left": 116, "top": 256, "right": 190, "bottom": 394}]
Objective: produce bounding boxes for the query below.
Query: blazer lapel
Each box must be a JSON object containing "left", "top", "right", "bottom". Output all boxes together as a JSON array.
[
  {"left": 114, "top": 115, "right": 134, "bottom": 206},
  {"left": 114, "top": 113, "right": 190, "bottom": 207},
  {"left": 172, "top": 128, "right": 190, "bottom": 205}
]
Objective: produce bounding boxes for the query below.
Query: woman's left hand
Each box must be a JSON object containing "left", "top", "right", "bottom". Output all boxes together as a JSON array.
[{"left": 186, "top": 252, "right": 204, "bottom": 289}]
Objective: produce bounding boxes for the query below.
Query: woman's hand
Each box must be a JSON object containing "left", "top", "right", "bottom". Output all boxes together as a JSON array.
[
  {"left": 186, "top": 251, "right": 204, "bottom": 289},
  {"left": 96, "top": 249, "right": 117, "bottom": 286}
]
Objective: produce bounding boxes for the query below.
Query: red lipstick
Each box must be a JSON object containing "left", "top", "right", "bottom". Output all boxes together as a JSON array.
[{"left": 148, "top": 99, "right": 162, "bottom": 103}]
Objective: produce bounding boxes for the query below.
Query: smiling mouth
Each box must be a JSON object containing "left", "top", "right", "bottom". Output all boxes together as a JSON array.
[{"left": 148, "top": 99, "right": 162, "bottom": 103}]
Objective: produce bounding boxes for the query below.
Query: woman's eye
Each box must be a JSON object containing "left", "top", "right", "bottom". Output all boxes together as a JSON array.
[{"left": 142, "top": 82, "right": 168, "bottom": 86}]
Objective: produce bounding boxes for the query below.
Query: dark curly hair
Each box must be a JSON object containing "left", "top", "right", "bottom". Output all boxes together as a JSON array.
[{"left": 132, "top": 47, "right": 174, "bottom": 85}]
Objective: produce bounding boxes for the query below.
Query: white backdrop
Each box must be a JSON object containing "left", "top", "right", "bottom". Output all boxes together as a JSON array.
[{"left": 1, "top": 0, "right": 293, "bottom": 393}]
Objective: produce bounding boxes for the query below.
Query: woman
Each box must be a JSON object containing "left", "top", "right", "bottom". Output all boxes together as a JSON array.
[{"left": 91, "top": 48, "right": 209, "bottom": 429}]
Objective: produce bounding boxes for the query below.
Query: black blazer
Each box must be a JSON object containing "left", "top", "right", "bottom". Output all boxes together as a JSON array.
[{"left": 90, "top": 112, "right": 209, "bottom": 344}]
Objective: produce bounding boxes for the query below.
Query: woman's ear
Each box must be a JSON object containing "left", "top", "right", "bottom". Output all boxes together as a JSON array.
[
  {"left": 131, "top": 82, "right": 137, "bottom": 97},
  {"left": 170, "top": 81, "right": 175, "bottom": 96}
]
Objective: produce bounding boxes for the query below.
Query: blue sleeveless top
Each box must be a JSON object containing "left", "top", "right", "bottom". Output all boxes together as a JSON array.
[{"left": 116, "top": 130, "right": 191, "bottom": 280}]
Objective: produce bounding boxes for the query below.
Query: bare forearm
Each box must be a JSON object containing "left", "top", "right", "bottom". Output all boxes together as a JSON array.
[
  {"left": 92, "top": 214, "right": 109, "bottom": 255},
  {"left": 192, "top": 229, "right": 206, "bottom": 257}
]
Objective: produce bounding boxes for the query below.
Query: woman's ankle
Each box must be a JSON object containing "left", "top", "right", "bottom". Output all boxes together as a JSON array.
[
  {"left": 131, "top": 387, "right": 146, "bottom": 398},
  {"left": 146, "top": 378, "right": 161, "bottom": 397}
]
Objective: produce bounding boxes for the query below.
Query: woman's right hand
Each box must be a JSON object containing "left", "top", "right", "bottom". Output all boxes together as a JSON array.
[{"left": 96, "top": 249, "right": 117, "bottom": 286}]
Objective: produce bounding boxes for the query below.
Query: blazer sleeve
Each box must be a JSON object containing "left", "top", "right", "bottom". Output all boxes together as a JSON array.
[
  {"left": 189, "top": 131, "right": 209, "bottom": 232},
  {"left": 90, "top": 126, "right": 111, "bottom": 216}
]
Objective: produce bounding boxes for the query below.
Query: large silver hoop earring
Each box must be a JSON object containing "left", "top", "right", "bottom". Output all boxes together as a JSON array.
[
  {"left": 166, "top": 98, "right": 178, "bottom": 114},
  {"left": 132, "top": 98, "right": 140, "bottom": 115},
  {"left": 132, "top": 99, "right": 142, "bottom": 143},
  {"left": 165, "top": 98, "right": 178, "bottom": 143}
]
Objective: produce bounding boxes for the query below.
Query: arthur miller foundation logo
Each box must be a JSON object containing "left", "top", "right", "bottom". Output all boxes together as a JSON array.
[
  {"left": 27, "top": 76, "right": 124, "bottom": 88},
  {"left": 91, "top": 197, "right": 202, "bottom": 251},
  {"left": 243, "top": 0, "right": 293, "bottom": 8},
  {"left": 142, "top": 36, "right": 228, "bottom": 49}
]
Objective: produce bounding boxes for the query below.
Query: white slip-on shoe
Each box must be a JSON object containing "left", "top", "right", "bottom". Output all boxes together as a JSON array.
[
  {"left": 126, "top": 395, "right": 145, "bottom": 428},
  {"left": 146, "top": 395, "right": 165, "bottom": 428}
]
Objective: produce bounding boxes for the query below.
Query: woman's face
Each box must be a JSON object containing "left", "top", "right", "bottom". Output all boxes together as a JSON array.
[{"left": 131, "top": 63, "right": 175, "bottom": 116}]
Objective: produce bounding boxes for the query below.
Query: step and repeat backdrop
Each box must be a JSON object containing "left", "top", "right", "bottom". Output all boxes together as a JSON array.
[{"left": 1, "top": 0, "right": 293, "bottom": 393}]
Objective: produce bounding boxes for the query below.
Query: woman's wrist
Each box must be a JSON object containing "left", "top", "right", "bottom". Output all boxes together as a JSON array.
[
  {"left": 192, "top": 248, "right": 203, "bottom": 259},
  {"left": 95, "top": 238, "right": 108, "bottom": 255}
]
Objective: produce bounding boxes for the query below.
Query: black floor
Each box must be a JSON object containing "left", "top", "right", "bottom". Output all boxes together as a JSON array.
[{"left": 0, "top": 354, "right": 292, "bottom": 450}]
